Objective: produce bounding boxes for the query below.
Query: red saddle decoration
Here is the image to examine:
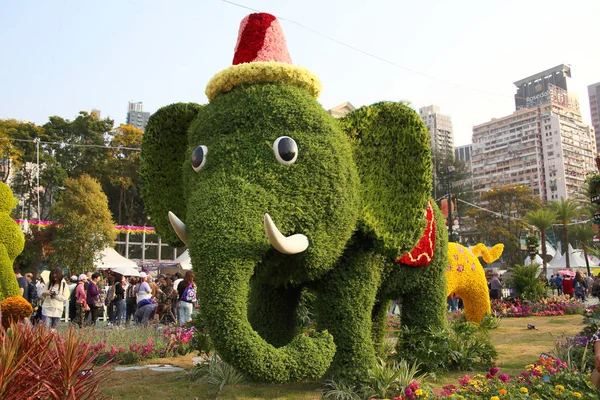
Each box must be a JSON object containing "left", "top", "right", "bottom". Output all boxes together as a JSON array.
[{"left": 396, "top": 201, "right": 436, "bottom": 266}]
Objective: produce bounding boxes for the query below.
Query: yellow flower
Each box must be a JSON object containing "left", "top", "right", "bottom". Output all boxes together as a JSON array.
[
  {"left": 490, "top": 397, "right": 500, "bottom": 400},
  {"left": 573, "top": 393, "right": 582, "bottom": 398},
  {"left": 499, "top": 388, "right": 507, "bottom": 395},
  {"left": 520, "top": 387, "right": 528, "bottom": 393},
  {"left": 555, "top": 385, "right": 564, "bottom": 391}
]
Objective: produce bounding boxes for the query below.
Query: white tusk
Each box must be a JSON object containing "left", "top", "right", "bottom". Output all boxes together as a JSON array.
[
  {"left": 264, "top": 213, "right": 309, "bottom": 255},
  {"left": 168, "top": 211, "right": 189, "bottom": 247}
]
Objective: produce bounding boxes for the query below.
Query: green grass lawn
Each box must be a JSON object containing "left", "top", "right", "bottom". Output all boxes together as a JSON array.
[{"left": 101, "top": 314, "right": 587, "bottom": 399}]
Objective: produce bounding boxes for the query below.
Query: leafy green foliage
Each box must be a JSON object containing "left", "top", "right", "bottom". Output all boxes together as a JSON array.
[
  {"left": 141, "top": 85, "right": 446, "bottom": 384},
  {"left": 340, "top": 102, "right": 432, "bottom": 258},
  {"left": 50, "top": 175, "right": 115, "bottom": 274},
  {"left": 395, "top": 319, "right": 498, "bottom": 372},
  {"left": 467, "top": 185, "right": 542, "bottom": 265},
  {"left": 140, "top": 102, "right": 203, "bottom": 246},
  {"left": 551, "top": 198, "right": 582, "bottom": 269},
  {"left": 508, "top": 264, "right": 547, "bottom": 301},
  {"left": 0, "top": 182, "right": 24, "bottom": 301},
  {"left": 104, "top": 124, "right": 144, "bottom": 225},
  {"left": 181, "top": 354, "right": 245, "bottom": 395},
  {"left": 362, "top": 358, "right": 431, "bottom": 399},
  {"left": 381, "top": 204, "right": 449, "bottom": 331},
  {"left": 321, "top": 378, "right": 362, "bottom": 400},
  {"left": 524, "top": 207, "right": 557, "bottom": 276}
]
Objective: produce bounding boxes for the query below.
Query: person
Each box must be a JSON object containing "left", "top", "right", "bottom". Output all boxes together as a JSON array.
[
  {"left": 490, "top": 273, "right": 502, "bottom": 300},
  {"left": 590, "top": 329, "right": 600, "bottom": 389},
  {"left": 177, "top": 270, "right": 197, "bottom": 324},
  {"left": 562, "top": 274, "right": 574, "bottom": 299},
  {"left": 549, "top": 274, "right": 556, "bottom": 296},
  {"left": 72, "top": 274, "right": 88, "bottom": 328},
  {"left": 68, "top": 275, "right": 78, "bottom": 321},
  {"left": 157, "top": 277, "right": 177, "bottom": 324},
  {"left": 134, "top": 298, "right": 158, "bottom": 325},
  {"left": 447, "top": 293, "right": 458, "bottom": 312},
  {"left": 125, "top": 276, "right": 138, "bottom": 325},
  {"left": 40, "top": 267, "right": 70, "bottom": 329},
  {"left": 574, "top": 271, "right": 587, "bottom": 302},
  {"left": 14, "top": 267, "right": 29, "bottom": 301},
  {"left": 108, "top": 273, "right": 125, "bottom": 326},
  {"left": 85, "top": 273, "right": 102, "bottom": 326},
  {"left": 555, "top": 273, "right": 563, "bottom": 295}
]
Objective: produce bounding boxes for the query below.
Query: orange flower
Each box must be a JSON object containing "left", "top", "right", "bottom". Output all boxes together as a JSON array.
[
  {"left": 0, "top": 295, "right": 33, "bottom": 329},
  {"left": 499, "top": 388, "right": 507, "bottom": 395}
]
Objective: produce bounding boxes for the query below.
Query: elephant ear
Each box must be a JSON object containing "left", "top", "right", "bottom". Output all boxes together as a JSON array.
[
  {"left": 339, "top": 102, "right": 432, "bottom": 258},
  {"left": 140, "top": 103, "right": 203, "bottom": 246}
]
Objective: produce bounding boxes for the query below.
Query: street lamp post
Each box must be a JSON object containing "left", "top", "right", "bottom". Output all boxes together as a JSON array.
[{"left": 447, "top": 166, "right": 455, "bottom": 242}]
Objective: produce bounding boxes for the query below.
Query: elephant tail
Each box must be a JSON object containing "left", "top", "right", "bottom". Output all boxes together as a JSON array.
[{"left": 472, "top": 243, "right": 504, "bottom": 264}]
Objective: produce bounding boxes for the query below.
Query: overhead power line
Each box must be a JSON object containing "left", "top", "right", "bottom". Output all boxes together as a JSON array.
[
  {"left": 220, "top": 0, "right": 512, "bottom": 99},
  {"left": 4, "top": 137, "right": 140, "bottom": 151}
]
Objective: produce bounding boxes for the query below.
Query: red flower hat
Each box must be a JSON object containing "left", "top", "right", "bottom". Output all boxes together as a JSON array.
[{"left": 206, "top": 13, "right": 321, "bottom": 101}]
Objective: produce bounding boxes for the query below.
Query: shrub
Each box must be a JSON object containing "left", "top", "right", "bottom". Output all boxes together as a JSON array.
[
  {"left": 395, "top": 319, "right": 497, "bottom": 372},
  {"left": 508, "top": 264, "right": 547, "bottom": 301},
  {"left": 180, "top": 354, "right": 245, "bottom": 394},
  {"left": 0, "top": 323, "right": 111, "bottom": 400}
]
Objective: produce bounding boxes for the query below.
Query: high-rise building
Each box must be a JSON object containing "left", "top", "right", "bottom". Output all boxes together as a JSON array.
[
  {"left": 455, "top": 144, "right": 472, "bottom": 166},
  {"left": 419, "top": 105, "right": 454, "bottom": 156},
  {"left": 588, "top": 82, "right": 600, "bottom": 154},
  {"left": 472, "top": 66, "right": 595, "bottom": 201},
  {"left": 126, "top": 101, "right": 150, "bottom": 131}
]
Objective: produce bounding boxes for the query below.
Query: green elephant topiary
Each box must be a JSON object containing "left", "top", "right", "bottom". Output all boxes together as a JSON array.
[
  {"left": 0, "top": 182, "right": 25, "bottom": 303},
  {"left": 141, "top": 12, "right": 447, "bottom": 383}
]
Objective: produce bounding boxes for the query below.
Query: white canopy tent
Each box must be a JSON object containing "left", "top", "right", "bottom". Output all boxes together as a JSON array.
[
  {"left": 524, "top": 254, "right": 544, "bottom": 266},
  {"left": 94, "top": 247, "right": 139, "bottom": 270},
  {"left": 175, "top": 250, "right": 192, "bottom": 270}
]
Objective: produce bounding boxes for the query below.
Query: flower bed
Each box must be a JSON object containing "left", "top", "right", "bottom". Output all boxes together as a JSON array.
[
  {"left": 492, "top": 296, "right": 586, "bottom": 318},
  {"left": 87, "top": 325, "right": 197, "bottom": 365},
  {"left": 373, "top": 357, "right": 597, "bottom": 399}
]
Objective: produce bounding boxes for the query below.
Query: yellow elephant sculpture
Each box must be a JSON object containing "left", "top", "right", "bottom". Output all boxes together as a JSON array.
[{"left": 446, "top": 242, "right": 504, "bottom": 323}]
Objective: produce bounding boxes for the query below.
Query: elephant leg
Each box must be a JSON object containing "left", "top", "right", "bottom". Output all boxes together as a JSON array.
[
  {"left": 248, "top": 280, "right": 302, "bottom": 348},
  {"left": 371, "top": 299, "right": 391, "bottom": 358},
  {"left": 316, "top": 249, "right": 385, "bottom": 383}
]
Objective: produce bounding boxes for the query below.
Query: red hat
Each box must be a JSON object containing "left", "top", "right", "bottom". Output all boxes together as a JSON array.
[{"left": 206, "top": 13, "right": 321, "bottom": 101}]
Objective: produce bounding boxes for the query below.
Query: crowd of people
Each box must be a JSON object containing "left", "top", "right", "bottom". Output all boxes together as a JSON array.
[{"left": 13, "top": 266, "right": 198, "bottom": 329}]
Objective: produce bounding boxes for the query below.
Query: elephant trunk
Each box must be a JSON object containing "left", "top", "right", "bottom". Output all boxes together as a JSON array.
[{"left": 197, "top": 258, "right": 336, "bottom": 382}]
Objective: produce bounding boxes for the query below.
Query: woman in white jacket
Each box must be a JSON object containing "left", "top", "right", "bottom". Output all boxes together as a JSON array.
[{"left": 40, "top": 267, "right": 70, "bottom": 329}]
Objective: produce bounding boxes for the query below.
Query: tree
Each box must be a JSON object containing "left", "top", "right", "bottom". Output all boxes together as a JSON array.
[
  {"left": 568, "top": 223, "right": 595, "bottom": 275},
  {"left": 468, "top": 185, "right": 541, "bottom": 265},
  {"left": 524, "top": 208, "right": 558, "bottom": 278},
  {"left": 550, "top": 199, "right": 581, "bottom": 269},
  {"left": 103, "top": 124, "right": 144, "bottom": 225},
  {"left": 49, "top": 175, "right": 115, "bottom": 274},
  {"left": 43, "top": 111, "right": 114, "bottom": 181}
]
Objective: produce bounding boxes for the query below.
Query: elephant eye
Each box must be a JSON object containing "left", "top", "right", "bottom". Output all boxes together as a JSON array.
[
  {"left": 191, "top": 145, "right": 208, "bottom": 172},
  {"left": 273, "top": 136, "right": 298, "bottom": 165}
]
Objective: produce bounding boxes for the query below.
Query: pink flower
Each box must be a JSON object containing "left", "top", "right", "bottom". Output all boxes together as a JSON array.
[
  {"left": 457, "top": 265, "right": 464, "bottom": 272},
  {"left": 498, "top": 373, "right": 510, "bottom": 382},
  {"left": 489, "top": 366, "right": 499, "bottom": 376},
  {"left": 458, "top": 375, "right": 471, "bottom": 385}
]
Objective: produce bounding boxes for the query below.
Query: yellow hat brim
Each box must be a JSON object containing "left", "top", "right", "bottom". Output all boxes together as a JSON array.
[{"left": 206, "top": 62, "right": 322, "bottom": 101}]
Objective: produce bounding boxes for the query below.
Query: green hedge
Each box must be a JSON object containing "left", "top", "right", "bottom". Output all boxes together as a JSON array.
[
  {"left": 339, "top": 102, "right": 433, "bottom": 258},
  {"left": 0, "top": 183, "right": 24, "bottom": 301},
  {"left": 141, "top": 90, "right": 447, "bottom": 383},
  {"left": 140, "top": 102, "right": 203, "bottom": 246}
]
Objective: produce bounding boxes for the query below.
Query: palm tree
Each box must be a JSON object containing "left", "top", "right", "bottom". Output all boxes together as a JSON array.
[
  {"left": 524, "top": 208, "right": 557, "bottom": 277},
  {"left": 568, "top": 223, "right": 596, "bottom": 276},
  {"left": 550, "top": 199, "right": 582, "bottom": 269}
]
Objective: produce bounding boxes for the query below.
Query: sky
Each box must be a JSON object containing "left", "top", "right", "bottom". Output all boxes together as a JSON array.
[{"left": 1, "top": 0, "right": 599, "bottom": 147}]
